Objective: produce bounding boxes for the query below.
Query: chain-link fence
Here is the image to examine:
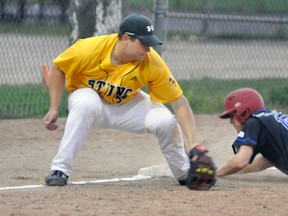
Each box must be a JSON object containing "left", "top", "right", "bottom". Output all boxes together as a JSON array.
[{"left": 1, "top": 0, "right": 288, "bottom": 118}]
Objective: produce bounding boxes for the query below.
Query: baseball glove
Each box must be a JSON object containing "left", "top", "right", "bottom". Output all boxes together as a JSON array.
[{"left": 186, "top": 145, "right": 217, "bottom": 190}]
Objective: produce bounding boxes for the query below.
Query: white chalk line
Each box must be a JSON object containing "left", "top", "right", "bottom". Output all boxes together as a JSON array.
[{"left": 0, "top": 175, "right": 152, "bottom": 192}]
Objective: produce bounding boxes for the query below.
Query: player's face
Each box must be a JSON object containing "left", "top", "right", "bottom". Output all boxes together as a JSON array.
[
  {"left": 126, "top": 37, "right": 150, "bottom": 62},
  {"left": 229, "top": 112, "right": 244, "bottom": 133}
]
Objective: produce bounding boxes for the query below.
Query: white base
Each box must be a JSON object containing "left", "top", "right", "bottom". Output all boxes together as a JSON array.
[{"left": 138, "top": 163, "right": 173, "bottom": 178}]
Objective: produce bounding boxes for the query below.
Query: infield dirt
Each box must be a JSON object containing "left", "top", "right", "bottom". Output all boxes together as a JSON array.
[{"left": 0, "top": 115, "right": 287, "bottom": 216}]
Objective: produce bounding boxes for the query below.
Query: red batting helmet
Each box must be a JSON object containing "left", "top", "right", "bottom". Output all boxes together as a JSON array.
[{"left": 219, "top": 88, "right": 265, "bottom": 122}]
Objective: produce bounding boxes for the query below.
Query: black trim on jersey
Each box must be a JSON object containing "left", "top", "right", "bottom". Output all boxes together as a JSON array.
[
  {"left": 120, "top": 63, "right": 140, "bottom": 86},
  {"left": 99, "top": 60, "right": 109, "bottom": 80}
]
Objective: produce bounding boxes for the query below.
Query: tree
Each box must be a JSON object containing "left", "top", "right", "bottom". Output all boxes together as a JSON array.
[{"left": 69, "top": 0, "right": 122, "bottom": 45}]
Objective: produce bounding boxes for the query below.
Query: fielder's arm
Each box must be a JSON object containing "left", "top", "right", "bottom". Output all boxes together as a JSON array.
[
  {"left": 43, "top": 64, "right": 65, "bottom": 130},
  {"left": 170, "top": 94, "right": 197, "bottom": 152}
]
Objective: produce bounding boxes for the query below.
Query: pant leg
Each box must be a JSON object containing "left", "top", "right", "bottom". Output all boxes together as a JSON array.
[
  {"left": 147, "top": 107, "right": 190, "bottom": 180},
  {"left": 107, "top": 91, "right": 190, "bottom": 180},
  {"left": 51, "top": 89, "right": 189, "bottom": 179},
  {"left": 51, "top": 88, "right": 107, "bottom": 175}
]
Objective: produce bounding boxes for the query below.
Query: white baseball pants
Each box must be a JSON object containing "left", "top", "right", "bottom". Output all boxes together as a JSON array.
[{"left": 51, "top": 88, "right": 190, "bottom": 180}]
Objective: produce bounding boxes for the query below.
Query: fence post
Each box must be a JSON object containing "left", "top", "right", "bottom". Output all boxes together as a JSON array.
[
  {"left": 201, "top": 0, "right": 212, "bottom": 38},
  {"left": 16, "top": 0, "right": 26, "bottom": 22},
  {"left": 153, "top": 0, "right": 168, "bottom": 56},
  {"left": 0, "top": 0, "right": 5, "bottom": 20},
  {"left": 37, "top": 0, "right": 44, "bottom": 21}
]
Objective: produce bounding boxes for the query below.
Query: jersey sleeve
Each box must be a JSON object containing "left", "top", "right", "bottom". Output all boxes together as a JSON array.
[
  {"left": 145, "top": 49, "right": 183, "bottom": 104},
  {"left": 53, "top": 39, "right": 84, "bottom": 80},
  {"left": 232, "top": 118, "right": 261, "bottom": 163}
]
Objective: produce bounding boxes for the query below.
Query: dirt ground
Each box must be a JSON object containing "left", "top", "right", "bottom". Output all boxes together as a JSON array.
[{"left": 0, "top": 115, "right": 288, "bottom": 216}]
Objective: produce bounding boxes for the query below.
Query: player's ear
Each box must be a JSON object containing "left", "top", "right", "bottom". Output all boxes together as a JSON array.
[{"left": 121, "top": 34, "right": 130, "bottom": 41}]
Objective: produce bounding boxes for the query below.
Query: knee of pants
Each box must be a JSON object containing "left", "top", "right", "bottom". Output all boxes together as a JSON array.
[
  {"left": 69, "top": 88, "right": 102, "bottom": 117},
  {"left": 147, "top": 108, "right": 177, "bottom": 135}
]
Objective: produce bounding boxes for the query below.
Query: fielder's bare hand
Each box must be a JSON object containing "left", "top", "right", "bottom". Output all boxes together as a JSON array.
[{"left": 43, "top": 110, "right": 59, "bottom": 130}]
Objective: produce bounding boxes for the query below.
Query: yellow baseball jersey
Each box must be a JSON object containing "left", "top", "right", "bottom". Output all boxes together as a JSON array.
[{"left": 53, "top": 34, "right": 183, "bottom": 104}]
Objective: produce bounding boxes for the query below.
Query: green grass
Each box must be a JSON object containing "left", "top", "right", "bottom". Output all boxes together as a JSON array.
[
  {"left": 0, "top": 22, "right": 70, "bottom": 35},
  {"left": 0, "top": 84, "right": 69, "bottom": 119},
  {"left": 180, "top": 78, "right": 288, "bottom": 114},
  {"left": 1, "top": 78, "right": 287, "bottom": 119}
]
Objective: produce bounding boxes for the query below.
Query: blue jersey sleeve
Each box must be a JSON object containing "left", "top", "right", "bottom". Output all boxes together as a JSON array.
[{"left": 232, "top": 118, "right": 261, "bottom": 163}]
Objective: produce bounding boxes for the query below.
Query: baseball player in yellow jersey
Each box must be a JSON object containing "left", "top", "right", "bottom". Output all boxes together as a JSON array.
[{"left": 43, "top": 14, "right": 199, "bottom": 186}]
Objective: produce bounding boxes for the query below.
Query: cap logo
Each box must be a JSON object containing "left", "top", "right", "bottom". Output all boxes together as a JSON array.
[{"left": 146, "top": 25, "right": 154, "bottom": 32}]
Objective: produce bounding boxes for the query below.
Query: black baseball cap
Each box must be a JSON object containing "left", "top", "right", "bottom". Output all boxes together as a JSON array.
[{"left": 119, "top": 14, "right": 163, "bottom": 47}]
